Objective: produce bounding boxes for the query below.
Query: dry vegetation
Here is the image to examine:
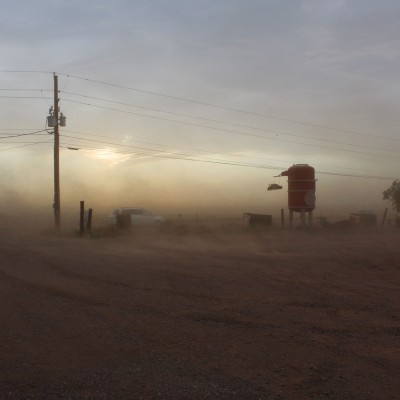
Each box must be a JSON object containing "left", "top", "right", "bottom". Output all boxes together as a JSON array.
[{"left": 0, "top": 218, "right": 399, "bottom": 399}]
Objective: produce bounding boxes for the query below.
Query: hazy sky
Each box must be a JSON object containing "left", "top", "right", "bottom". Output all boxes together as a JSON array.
[{"left": 1, "top": 0, "right": 399, "bottom": 219}]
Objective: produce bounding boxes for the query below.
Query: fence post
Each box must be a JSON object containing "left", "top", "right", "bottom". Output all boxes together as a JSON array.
[
  {"left": 80, "top": 201, "right": 85, "bottom": 236},
  {"left": 87, "top": 208, "right": 93, "bottom": 232},
  {"left": 381, "top": 208, "right": 388, "bottom": 227}
]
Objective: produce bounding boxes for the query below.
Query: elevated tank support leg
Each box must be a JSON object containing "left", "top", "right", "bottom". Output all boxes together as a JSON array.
[
  {"left": 289, "top": 210, "right": 294, "bottom": 228},
  {"left": 301, "top": 210, "right": 306, "bottom": 227}
]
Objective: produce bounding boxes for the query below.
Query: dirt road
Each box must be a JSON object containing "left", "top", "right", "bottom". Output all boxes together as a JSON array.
[{"left": 1, "top": 225, "right": 399, "bottom": 399}]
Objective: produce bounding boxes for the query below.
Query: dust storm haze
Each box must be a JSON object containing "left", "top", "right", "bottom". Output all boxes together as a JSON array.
[
  {"left": 1, "top": 1, "right": 399, "bottom": 226},
  {"left": 0, "top": 145, "right": 393, "bottom": 227},
  {"left": 1, "top": 1, "right": 400, "bottom": 399}
]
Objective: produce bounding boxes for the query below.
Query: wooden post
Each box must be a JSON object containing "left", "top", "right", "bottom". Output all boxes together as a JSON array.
[
  {"left": 87, "top": 208, "right": 93, "bottom": 231},
  {"left": 80, "top": 201, "right": 85, "bottom": 236},
  {"left": 381, "top": 208, "right": 388, "bottom": 227},
  {"left": 53, "top": 74, "right": 61, "bottom": 229},
  {"left": 281, "top": 208, "right": 285, "bottom": 227}
]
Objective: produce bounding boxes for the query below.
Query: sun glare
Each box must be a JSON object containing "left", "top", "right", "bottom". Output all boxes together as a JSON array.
[{"left": 84, "top": 148, "right": 131, "bottom": 166}]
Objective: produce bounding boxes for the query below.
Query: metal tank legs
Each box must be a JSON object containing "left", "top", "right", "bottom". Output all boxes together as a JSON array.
[
  {"left": 289, "top": 210, "right": 294, "bottom": 227},
  {"left": 288, "top": 209, "right": 313, "bottom": 228},
  {"left": 308, "top": 210, "right": 313, "bottom": 227}
]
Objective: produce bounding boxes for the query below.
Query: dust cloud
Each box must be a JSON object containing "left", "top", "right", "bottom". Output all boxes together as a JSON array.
[
  {"left": 0, "top": 148, "right": 393, "bottom": 232},
  {"left": 0, "top": 151, "right": 398, "bottom": 400}
]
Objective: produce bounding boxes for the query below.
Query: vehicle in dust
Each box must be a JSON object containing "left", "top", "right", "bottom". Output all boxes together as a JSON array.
[{"left": 109, "top": 207, "right": 165, "bottom": 227}]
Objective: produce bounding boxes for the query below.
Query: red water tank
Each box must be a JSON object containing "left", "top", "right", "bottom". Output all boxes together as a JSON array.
[{"left": 281, "top": 164, "right": 316, "bottom": 212}]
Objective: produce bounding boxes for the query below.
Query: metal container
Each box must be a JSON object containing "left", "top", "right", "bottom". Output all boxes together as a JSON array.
[
  {"left": 59, "top": 113, "right": 66, "bottom": 127},
  {"left": 47, "top": 115, "right": 56, "bottom": 127},
  {"left": 282, "top": 164, "right": 316, "bottom": 212}
]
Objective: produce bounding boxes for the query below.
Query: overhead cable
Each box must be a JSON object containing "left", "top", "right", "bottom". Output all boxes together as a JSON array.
[
  {"left": 56, "top": 72, "right": 399, "bottom": 142},
  {"left": 61, "top": 98, "right": 399, "bottom": 159},
  {"left": 0, "top": 129, "right": 48, "bottom": 140},
  {"left": 60, "top": 90, "right": 400, "bottom": 151}
]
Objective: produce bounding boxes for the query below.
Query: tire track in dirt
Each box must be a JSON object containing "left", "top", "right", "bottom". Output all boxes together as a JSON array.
[{"left": 0, "top": 268, "right": 106, "bottom": 306}]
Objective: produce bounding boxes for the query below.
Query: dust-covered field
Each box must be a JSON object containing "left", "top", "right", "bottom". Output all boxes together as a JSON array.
[{"left": 1, "top": 221, "right": 399, "bottom": 399}]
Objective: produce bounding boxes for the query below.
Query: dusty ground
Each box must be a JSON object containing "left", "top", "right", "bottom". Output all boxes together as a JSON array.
[{"left": 0, "top": 221, "right": 399, "bottom": 399}]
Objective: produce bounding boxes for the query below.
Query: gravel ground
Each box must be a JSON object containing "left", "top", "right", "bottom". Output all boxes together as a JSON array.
[{"left": 1, "top": 224, "right": 399, "bottom": 399}]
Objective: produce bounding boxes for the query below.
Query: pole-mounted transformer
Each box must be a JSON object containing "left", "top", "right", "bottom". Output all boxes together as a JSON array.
[
  {"left": 59, "top": 113, "right": 66, "bottom": 127},
  {"left": 47, "top": 109, "right": 66, "bottom": 128}
]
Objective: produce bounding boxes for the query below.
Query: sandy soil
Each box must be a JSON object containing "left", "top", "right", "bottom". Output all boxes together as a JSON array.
[{"left": 0, "top": 222, "right": 399, "bottom": 399}]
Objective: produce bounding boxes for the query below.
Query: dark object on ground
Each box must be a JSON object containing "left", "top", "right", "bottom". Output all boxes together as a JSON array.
[
  {"left": 351, "top": 211, "right": 377, "bottom": 226},
  {"left": 243, "top": 213, "right": 272, "bottom": 226},
  {"left": 318, "top": 216, "right": 330, "bottom": 228},
  {"left": 116, "top": 212, "right": 131, "bottom": 229},
  {"left": 331, "top": 219, "right": 356, "bottom": 228},
  {"left": 318, "top": 216, "right": 356, "bottom": 229}
]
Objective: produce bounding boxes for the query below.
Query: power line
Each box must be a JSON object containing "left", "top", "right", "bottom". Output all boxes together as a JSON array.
[
  {"left": 60, "top": 90, "right": 400, "bottom": 151},
  {"left": 0, "top": 88, "right": 52, "bottom": 91},
  {"left": 61, "top": 134, "right": 304, "bottom": 171},
  {"left": 0, "top": 70, "right": 53, "bottom": 74},
  {"left": 0, "top": 141, "right": 52, "bottom": 152},
  {"left": 0, "top": 96, "right": 52, "bottom": 100},
  {"left": 59, "top": 133, "right": 397, "bottom": 180},
  {"left": 1, "top": 71, "right": 398, "bottom": 178},
  {"left": 2, "top": 70, "right": 399, "bottom": 144},
  {"left": 62, "top": 129, "right": 388, "bottom": 174},
  {"left": 56, "top": 72, "right": 400, "bottom": 142},
  {"left": 64, "top": 129, "right": 290, "bottom": 165},
  {"left": 61, "top": 98, "right": 399, "bottom": 159},
  {"left": 0, "top": 131, "right": 392, "bottom": 180},
  {"left": 0, "top": 140, "right": 50, "bottom": 144},
  {"left": 0, "top": 129, "right": 48, "bottom": 140},
  {"left": 0, "top": 128, "right": 44, "bottom": 131},
  {"left": 3, "top": 70, "right": 400, "bottom": 146},
  {"left": 59, "top": 138, "right": 397, "bottom": 180}
]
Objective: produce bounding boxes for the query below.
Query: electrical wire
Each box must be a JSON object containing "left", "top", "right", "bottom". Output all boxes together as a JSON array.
[
  {"left": 59, "top": 134, "right": 398, "bottom": 180},
  {"left": 64, "top": 129, "right": 289, "bottom": 165},
  {"left": 0, "top": 95, "right": 52, "bottom": 100},
  {"left": 0, "top": 141, "right": 50, "bottom": 144},
  {"left": 62, "top": 129, "right": 387, "bottom": 174},
  {"left": 0, "top": 88, "right": 52, "bottom": 91},
  {"left": 1, "top": 70, "right": 398, "bottom": 179},
  {"left": 61, "top": 98, "right": 399, "bottom": 159},
  {"left": 0, "top": 70, "right": 53, "bottom": 74},
  {"left": 2, "top": 70, "right": 399, "bottom": 143},
  {"left": 56, "top": 72, "right": 400, "bottom": 142},
  {"left": 60, "top": 90, "right": 400, "bottom": 151},
  {"left": 0, "top": 129, "right": 48, "bottom": 140},
  {"left": 0, "top": 141, "right": 52, "bottom": 151},
  {"left": 59, "top": 138, "right": 397, "bottom": 180},
  {"left": 0, "top": 128, "right": 44, "bottom": 130}
]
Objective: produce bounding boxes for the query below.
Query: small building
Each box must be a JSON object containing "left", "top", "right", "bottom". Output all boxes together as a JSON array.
[
  {"left": 350, "top": 210, "right": 377, "bottom": 226},
  {"left": 243, "top": 213, "right": 272, "bottom": 226}
]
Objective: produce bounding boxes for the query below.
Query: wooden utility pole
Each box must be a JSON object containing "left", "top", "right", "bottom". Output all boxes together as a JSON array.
[{"left": 53, "top": 73, "right": 61, "bottom": 229}]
